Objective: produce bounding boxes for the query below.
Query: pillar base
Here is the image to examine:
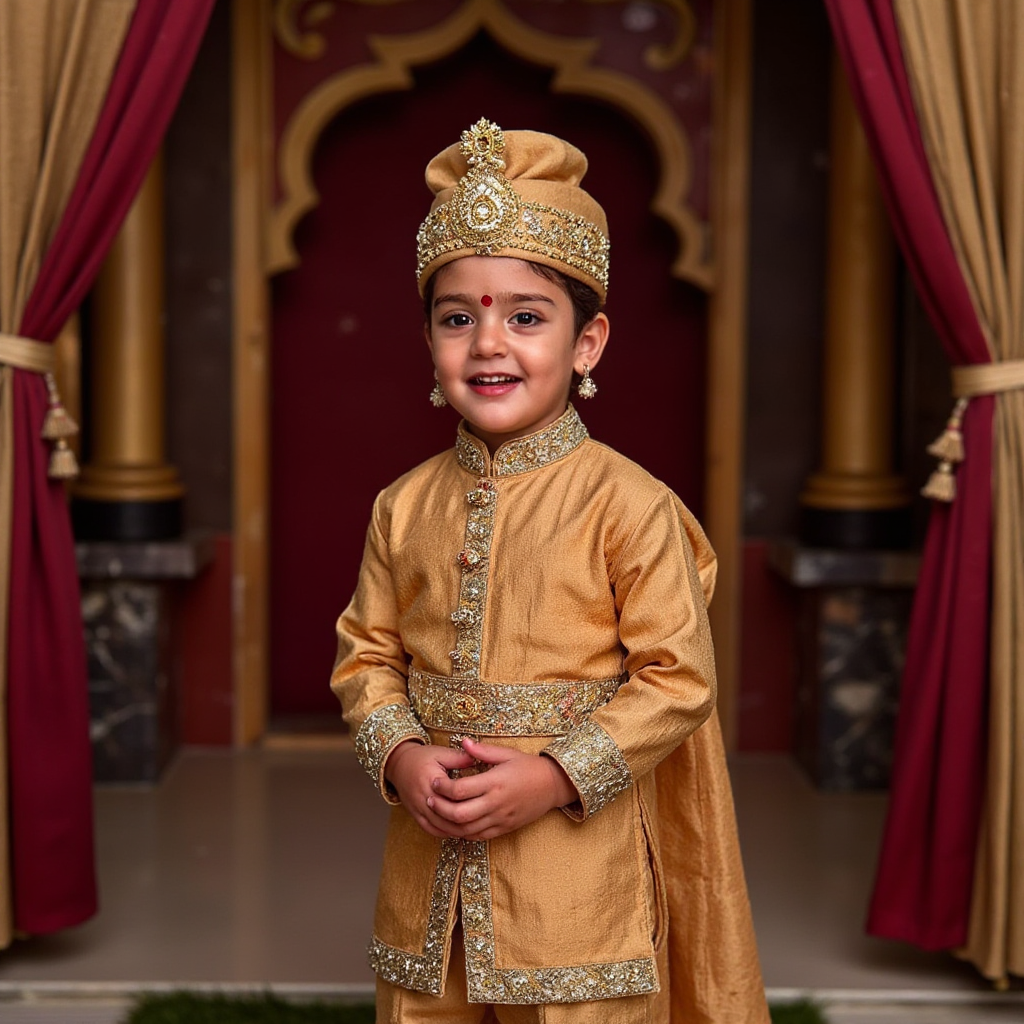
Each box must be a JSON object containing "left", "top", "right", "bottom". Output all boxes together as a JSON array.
[
  {"left": 72, "top": 497, "right": 183, "bottom": 542},
  {"left": 799, "top": 506, "right": 912, "bottom": 551}
]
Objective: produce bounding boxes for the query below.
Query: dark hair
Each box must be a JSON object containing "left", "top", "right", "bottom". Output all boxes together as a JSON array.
[{"left": 422, "top": 259, "right": 602, "bottom": 341}]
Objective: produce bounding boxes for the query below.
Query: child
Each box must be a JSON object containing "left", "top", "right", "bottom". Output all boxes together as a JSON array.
[{"left": 331, "top": 118, "right": 769, "bottom": 1024}]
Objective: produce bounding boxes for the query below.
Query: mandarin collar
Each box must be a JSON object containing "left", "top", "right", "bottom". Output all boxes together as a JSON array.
[{"left": 455, "top": 406, "right": 589, "bottom": 477}]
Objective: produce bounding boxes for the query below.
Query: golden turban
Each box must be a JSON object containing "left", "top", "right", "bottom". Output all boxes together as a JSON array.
[{"left": 416, "top": 118, "right": 610, "bottom": 301}]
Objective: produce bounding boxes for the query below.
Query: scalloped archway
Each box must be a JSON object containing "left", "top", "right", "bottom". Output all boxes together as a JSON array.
[{"left": 267, "top": 0, "right": 712, "bottom": 289}]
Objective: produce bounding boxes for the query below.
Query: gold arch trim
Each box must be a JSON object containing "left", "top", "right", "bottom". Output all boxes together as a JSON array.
[
  {"left": 585, "top": 0, "right": 697, "bottom": 70},
  {"left": 273, "top": 0, "right": 338, "bottom": 61},
  {"left": 267, "top": 0, "right": 711, "bottom": 289}
]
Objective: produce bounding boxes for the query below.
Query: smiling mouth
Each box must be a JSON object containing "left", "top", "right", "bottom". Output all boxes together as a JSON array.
[{"left": 467, "top": 375, "right": 521, "bottom": 385}]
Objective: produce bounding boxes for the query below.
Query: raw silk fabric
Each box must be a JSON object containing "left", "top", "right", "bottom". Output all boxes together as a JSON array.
[{"left": 332, "top": 411, "right": 768, "bottom": 1023}]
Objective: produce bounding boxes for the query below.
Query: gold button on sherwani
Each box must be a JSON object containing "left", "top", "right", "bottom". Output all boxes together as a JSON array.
[{"left": 331, "top": 407, "right": 769, "bottom": 1021}]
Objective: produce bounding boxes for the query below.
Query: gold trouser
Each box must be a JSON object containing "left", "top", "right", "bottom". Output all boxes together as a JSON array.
[{"left": 375, "top": 921, "right": 669, "bottom": 1024}]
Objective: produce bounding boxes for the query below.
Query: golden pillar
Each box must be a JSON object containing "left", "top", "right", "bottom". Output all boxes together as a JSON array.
[
  {"left": 800, "top": 57, "right": 911, "bottom": 548},
  {"left": 73, "top": 154, "right": 184, "bottom": 540}
]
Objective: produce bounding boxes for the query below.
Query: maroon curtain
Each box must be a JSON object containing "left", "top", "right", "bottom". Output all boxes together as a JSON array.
[
  {"left": 823, "top": 0, "right": 994, "bottom": 950},
  {"left": 8, "top": 0, "right": 214, "bottom": 934}
]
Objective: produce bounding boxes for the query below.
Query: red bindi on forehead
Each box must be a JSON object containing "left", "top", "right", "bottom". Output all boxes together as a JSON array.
[{"left": 480, "top": 294, "right": 493, "bottom": 306}]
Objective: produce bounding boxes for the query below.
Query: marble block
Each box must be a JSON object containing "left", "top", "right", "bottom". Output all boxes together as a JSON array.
[
  {"left": 795, "top": 587, "right": 913, "bottom": 790},
  {"left": 82, "top": 582, "right": 174, "bottom": 783},
  {"left": 78, "top": 532, "right": 214, "bottom": 783},
  {"left": 769, "top": 541, "right": 920, "bottom": 791}
]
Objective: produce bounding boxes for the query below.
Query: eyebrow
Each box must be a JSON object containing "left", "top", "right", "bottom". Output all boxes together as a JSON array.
[{"left": 432, "top": 291, "right": 557, "bottom": 309}]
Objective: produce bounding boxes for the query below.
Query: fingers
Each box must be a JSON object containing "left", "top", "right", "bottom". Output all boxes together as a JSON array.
[
  {"left": 459, "top": 737, "right": 515, "bottom": 765},
  {"left": 427, "top": 792, "right": 491, "bottom": 827},
  {"left": 430, "top": 771, "right": 489, "bottom": 801},
  {"left": 409, "top": 788, "right": 480, "bottom": 839},
  {"left": 432, "top": 748, "right": 476, "bottom": 771},
  {"left": 409, "top": 811, "right": 451, "bottom": 839}
]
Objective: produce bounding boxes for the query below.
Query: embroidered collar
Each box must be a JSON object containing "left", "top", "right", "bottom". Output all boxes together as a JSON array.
[{"left": 455, "top": 406, "right": 589, "bottom": 477}]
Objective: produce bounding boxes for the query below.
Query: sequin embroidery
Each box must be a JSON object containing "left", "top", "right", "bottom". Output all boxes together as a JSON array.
[
  {"left": 544, "top": 718, "right": 634, "bottom": 819},
  {"left": 368, "top": 838, "right": 461, "bottom": 995},
  {"left": 450, "top": 480, "right": 497, "bottom": 677},
  {"left": 408, "top": 670, "right": 624, "bottom": 736},
  {"left": 455, "top": 406, "right": 589, "bottom": 478},
  {"left": 354, "top": 703, "right": 429, "bottom": 788}
]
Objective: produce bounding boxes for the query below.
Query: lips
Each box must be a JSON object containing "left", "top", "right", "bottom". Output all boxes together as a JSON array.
[{"left": 466, "top": 373, "right": 521, "bottom": 396}]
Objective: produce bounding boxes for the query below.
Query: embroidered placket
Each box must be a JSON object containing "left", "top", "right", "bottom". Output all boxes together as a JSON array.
[{"left": 450, "top": 479, "right": 496, "bottom": 678}]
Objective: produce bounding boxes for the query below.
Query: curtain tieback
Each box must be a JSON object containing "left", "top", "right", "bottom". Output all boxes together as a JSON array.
[
  {"left": 952, "top": 360, "right": 1024, "bottom": 397},
  {"left": 922, "top": 359, "right": 1024, "bottom": 504},
  {"left": 0, "top": 331, "right": 55, "bottom": 374},
  {"left": 0, "top": 332, "right": 79, "bottom": 480}
]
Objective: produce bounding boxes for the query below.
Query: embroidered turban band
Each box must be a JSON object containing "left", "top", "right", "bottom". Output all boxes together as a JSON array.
[{"left": 416, "top": 118, "right": 610, "bottom": 302}]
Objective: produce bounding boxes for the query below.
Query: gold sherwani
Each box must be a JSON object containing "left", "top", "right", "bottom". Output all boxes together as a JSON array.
[{"left": 331, "top": 407, "right": 768, "bottom": 1022}]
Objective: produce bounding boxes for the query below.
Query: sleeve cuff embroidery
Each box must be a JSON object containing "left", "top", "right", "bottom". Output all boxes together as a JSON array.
[
  {"left": 354, "top": 703, "right": 430, "bottom": 801},
  {"left": 543, "top": 718, "right": 632, "bottom": 821}
]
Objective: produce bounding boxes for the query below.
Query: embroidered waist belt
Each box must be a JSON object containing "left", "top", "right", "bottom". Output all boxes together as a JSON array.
[{"left": 407, "top": 670, "right": 624, "bottom": 737}]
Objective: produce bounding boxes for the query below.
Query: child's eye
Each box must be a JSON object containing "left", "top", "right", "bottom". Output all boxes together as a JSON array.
[
  {"left": 442, "top": 312, "right": 473, "bottom": 328},
  {"left": 512, "top": 311, "right": 540, "bottom": 326}
]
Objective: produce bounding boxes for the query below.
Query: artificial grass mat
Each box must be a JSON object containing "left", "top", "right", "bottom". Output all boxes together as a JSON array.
[
  {"left": 124, "top": 992, "right": 827, "bottom": 1023},
  {"left": 125, "top": 994, "right": 375, "bottom": 1023}
]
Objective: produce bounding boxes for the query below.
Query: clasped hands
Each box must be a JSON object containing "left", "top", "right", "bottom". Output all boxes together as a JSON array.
[{"left": 384, "top": 737, "right": 578, "bottom": 842}]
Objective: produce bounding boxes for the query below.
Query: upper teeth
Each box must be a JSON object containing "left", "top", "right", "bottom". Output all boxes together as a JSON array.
[{"left": 476, "top": 376, "right": 514, "bottom": 383}]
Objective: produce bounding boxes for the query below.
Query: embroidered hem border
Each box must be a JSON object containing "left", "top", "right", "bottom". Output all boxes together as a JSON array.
[
  {"left": 369, "top": 838, "right": 658, "bottom": 1004},
  {"left": 462, "top": 840, "right": 657, "bottom": 1003},
  {"left": 408, "top": 670, "right": 623, "bottom": 736},
  {"left": 369, "top": 838, "right": 461, "bottom": 996}
]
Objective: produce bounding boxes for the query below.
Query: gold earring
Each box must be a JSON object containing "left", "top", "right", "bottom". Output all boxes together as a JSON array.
[
  {"left": 429, "top": 371, "right": 448, "bottom": 408},
  {"left": 577, "top": 364, "right": 597, "bottom": 400}
]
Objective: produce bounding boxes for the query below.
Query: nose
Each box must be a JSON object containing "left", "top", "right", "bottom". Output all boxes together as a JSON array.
[{"left": 469, "top": 315, "right": 507, "bottom": 358}]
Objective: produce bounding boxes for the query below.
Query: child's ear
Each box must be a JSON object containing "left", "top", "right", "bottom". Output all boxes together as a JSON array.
[
  {"left": 424, "top": 321, "right": 435, "bottom": 356},
  {"left": 574, "top": 312, "right": 609, "bottom": 374}
]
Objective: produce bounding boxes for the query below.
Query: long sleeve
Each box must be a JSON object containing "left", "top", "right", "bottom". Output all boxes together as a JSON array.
[
  {"left": 544, "top": 490, "right": 717, "bottom": 820},
  {"left": 331, "top": 494, "right": 428, "bottom": 800}
]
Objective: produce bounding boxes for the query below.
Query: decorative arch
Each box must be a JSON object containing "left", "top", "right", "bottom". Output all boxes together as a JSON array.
[{"left": 267, "top": 0, "right": 712, "bottom": 289}]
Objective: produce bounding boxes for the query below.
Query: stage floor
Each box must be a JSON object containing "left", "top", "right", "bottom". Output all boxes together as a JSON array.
[{"left": 0, "top": 749, "right": 1020, "bottom": 1023}]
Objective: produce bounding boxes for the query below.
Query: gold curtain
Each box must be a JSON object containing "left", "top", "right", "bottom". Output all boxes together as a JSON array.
[
  {"left": 0, "top": 0, "right": 136, "bottom": 945},
  {"left": 895, "top": 0, "right": 1024, "bottom": 983}
]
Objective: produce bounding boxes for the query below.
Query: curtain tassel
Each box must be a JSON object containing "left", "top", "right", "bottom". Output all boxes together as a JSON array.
[
  {"left": 925, "top": 396, "right": 968, "bottom": 463},
  {"left": 921, "top": 397, "right": 969, "bottom": 503},
  {"left": 41, "top": 372, "right": 79, "bottom": 440},
  {"left": 921, "top": 459, "right": 957, "bottom": 502},
  {"left": 48, "top": 439, "right": 80, "bottom": 480},
  {"left": 41, "top": 373, "right": 80, "bottom": 480}
]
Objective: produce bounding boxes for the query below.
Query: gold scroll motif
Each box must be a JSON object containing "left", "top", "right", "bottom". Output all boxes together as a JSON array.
[
  {"left": 273, "top": 0, "right": 337, "bottom": 60},
  {"left": 582, "top": 0, "right": 697, "bottom": 70}
]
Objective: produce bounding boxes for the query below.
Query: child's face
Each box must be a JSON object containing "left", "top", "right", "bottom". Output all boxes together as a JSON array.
[{"left": 426, "top": 256, "right": 608, "bottom": 453}]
